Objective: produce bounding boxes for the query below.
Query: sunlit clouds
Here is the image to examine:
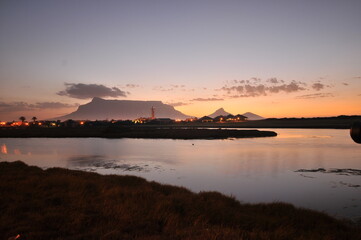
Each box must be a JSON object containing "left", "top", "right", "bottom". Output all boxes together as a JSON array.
[{"left": 219, "top": 78, "right": 326, "bottom": 98}]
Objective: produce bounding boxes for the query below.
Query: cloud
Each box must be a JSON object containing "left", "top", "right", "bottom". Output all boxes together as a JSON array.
[
  {"left": 312, "top": 83, "right": 325, "bottom": 91},
  {"left": 125, "top": 84, "right": 140, "bottom": 88},
  {"left": 191, "top": 98, "right": 224, "bottom": 102},
  {"left": 0, "top": 102, "right": 32, "bottom": 112},
  {"left": 34, "top": 102, "right": 79, "bottom": 109},
  {"left": 343, "top": 83, "right": 349, "bottom": 86},
  {"left": 295, "top": 93, "right": 334, "bottom": 99},
  {"left": 268, "top": 81, "right": 306, "bottom": 93},
  {"left": 171, "top": 84, "right": 185, "bottom": 88},
  {"left": 221, "top": 85, "right": 244, "bottom": 94},
  {"left": 266, "top": 78, "right": 284, "bottom": 84},
  {"left": 57, "top": 83, "right": 127, "bottom": 99},
  {"left": 244, "top": 84, "right": 267, "bottom": 96},
  {"left": 0, "top": 101, "right": 78, "bottom": 113},
  {"left": 153, "top": 85, "right": 188, "bottom": 92},
  {"left": 167, "top": 102, "right": 191, "bottom": 107},
  {"left": 153, "top": 86, "right": 174, "bottom": 92},
  {"left": 353, "top": 76, "right": 361, "bottom": 79},
  {"left": 221, "top": 78, "right": 306, "bottom": 97}
]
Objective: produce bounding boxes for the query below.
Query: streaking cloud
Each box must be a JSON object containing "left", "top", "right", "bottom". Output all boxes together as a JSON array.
[
  {"left": 0, "top": 101, "right": 79, "bottom": 113},
  {"left": 167, "top": 102, "right": 191, "bottom": 107},
  {"left": 295, "top": 93, "right": 334, "bottom": 99},
  {"left": 191, "top": 98, "right": 224, "bottom": 102}
]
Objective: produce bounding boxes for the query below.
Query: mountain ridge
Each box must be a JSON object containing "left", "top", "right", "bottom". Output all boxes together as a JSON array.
[{"left": 54, "top": 98, "right": 190, "bottom": 120}]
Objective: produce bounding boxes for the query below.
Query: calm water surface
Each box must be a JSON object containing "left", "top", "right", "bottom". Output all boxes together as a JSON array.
[{"left": 1, "top": 129, "right": 361, "bottom": 220}]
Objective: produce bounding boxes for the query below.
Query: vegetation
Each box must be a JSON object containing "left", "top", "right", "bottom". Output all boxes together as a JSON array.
[
  {"left": 19, "top": 116, "right": 26, "bottom": 123},
  {"left": 0, "top": 161, "right": 360, "bottom": 240}
]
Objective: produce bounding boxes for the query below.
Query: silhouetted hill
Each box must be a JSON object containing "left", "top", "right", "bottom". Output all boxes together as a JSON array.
[
  {"left": 55, "top": 97, "right": 190, "bottom": 120},
  {"left": 208, "top": 108, "right": 264, "bottom": 120},
  {"left": 242, "top": 112, "right": 264, "bottom": 120},
  {"left": 208, "top": 108, "right": 232, "bottom": 118}
]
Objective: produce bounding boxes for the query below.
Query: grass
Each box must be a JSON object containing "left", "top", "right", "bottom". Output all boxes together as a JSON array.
[{"left": 0, "top": 161, "right": 360, "bottom": 240}]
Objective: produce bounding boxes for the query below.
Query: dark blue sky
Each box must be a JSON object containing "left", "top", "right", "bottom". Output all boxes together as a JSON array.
[{"left": 0, "top": 0, "right": 360, "bottom": 120}]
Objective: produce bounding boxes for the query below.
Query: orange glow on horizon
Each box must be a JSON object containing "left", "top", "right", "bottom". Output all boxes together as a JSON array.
[
  {"left": 14, "top": 149, "right": 21, "bottom": 155},
  {"left": 176, "top": 96, "right": 361, "bottom": 119}
]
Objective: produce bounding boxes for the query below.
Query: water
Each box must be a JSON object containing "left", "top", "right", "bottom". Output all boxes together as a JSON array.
[{"left": 1, "top": 129, "right": 361, "bottom": 220}]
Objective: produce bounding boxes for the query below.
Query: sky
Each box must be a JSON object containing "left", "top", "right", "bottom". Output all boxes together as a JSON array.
[{"left": 0, "top": 0, "right": 360, "bottom": 121}]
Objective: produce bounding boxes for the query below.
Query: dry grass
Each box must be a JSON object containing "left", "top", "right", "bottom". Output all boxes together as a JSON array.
[{"left": 0, "top": 161, "right": 359, "bottom": 240}]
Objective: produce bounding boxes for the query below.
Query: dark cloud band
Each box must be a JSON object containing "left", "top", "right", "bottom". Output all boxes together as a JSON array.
[{"left": 57, "top": 83, "right": 127, "bottom": 99}]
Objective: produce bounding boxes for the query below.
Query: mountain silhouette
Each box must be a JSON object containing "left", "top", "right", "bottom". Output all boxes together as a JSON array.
[
  {"left": 242, "top": 112, "right": 264, "bottom": 120},
  {"left": 55, "top": 97, "right": 190, "bottom": 120},
  {"left": 208, "top": 108, "right": 231, "bottom": 118},
  {"left": 208, "top": 108, "right": 264, "bottom": 120}
]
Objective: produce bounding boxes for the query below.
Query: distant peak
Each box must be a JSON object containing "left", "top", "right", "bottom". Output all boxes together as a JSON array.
[
  {"left": 208, "top": 107, "right": 232, "bottom": 118},
  {"left": 91, "top": 97, "right": 104, "bottom": 102}
]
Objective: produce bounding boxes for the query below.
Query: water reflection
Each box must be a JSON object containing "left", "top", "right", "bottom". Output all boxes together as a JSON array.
[
  {"left": 1, "top": 144, "right": 7, "bottom": 154},
  {"left": 68, "top": 154, "right": 107, "bottom": 166},
  {"left": 67, "top": 154, "right": 151, "bottom": 172},
  {"left": 0, "top": 129, "right": 361, "bottom": 220}
]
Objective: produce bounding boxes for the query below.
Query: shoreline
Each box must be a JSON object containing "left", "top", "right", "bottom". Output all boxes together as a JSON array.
[
  {"left": 1, "top": 161, "right": 360, "bottom": 239},
  {"left": 0, "top": 127, "right": 277, "bottom": 139}
]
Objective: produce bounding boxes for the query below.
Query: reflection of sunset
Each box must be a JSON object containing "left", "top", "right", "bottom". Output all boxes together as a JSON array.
[
  {"left": 14, "top": 149, "right": 21, "bottom": 155},
  {"left": 1, "top": 144, "right": 7, "bottom": 154}
]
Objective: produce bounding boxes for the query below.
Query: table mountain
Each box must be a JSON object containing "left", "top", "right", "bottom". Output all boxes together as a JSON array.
[{"left": 55, "top": 97, "right": 190, "bottom": 120}]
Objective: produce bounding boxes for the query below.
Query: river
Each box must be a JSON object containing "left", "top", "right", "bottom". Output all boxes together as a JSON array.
[{"left": 1, "top": 129, "right": 360, "bottom": 220}]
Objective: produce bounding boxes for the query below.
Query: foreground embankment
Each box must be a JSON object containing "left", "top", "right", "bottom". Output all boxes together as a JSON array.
[
  {"left": 0, "top": 127, "right": 276, "bottom": 139},
  {"left": 0, "top": 161, "right": 360, "bottom": 240}
]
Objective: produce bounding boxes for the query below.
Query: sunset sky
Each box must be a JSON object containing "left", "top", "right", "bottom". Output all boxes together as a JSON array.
[{"left": 0, "top": 0, "right": 360, "bottom": 121}]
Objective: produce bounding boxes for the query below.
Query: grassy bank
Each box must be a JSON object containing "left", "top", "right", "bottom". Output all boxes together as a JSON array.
[
  {"left": 0, "top": 127, "right": 276, "bottom": 139},
  {"left": 0, "top": 161, "right": 360, "bottom": 240}
]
